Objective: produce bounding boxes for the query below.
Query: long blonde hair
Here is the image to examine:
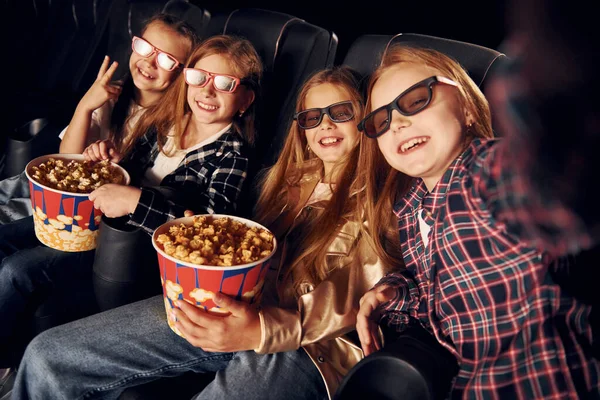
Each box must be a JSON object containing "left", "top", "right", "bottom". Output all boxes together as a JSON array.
[
  {"left": 123, "top": 35, "right": 263, "bottom": 155},
  {"left": 356, "top": 45, "right": 494, "bottom": 269},
  {"left": 254, "top": 66, "right": 364, "bottom": 287}
]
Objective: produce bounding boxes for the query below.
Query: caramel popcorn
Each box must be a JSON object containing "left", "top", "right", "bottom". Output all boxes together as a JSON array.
[
  {"left": 30, "top": 157, "right": 125, "bottom": 193},
  {"left": 156, "top": 215, "right": 275, "bottom": 266}
]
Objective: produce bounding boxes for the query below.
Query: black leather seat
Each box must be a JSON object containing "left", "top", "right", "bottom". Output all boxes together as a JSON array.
[
  {"left": 334, "top": 33, "right": 507, "bottom": 400},
  {"left": 2, "top": 0, "right": 117, "bottom": 179},
  {"left": 343, "top": 33, "right": 507, "bottom": 90},
  {"left": 9, "top": 0, "right": 117, "bottom": 128}
]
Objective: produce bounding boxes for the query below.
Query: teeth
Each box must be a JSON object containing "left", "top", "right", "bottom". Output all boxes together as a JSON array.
[
  {"left": 139, "top": 69, "right": 154, "bottom": 79},
  {"left": 320, "top": 137, "right": 341, "bottom": 145},
  {"left": 197, "top": 102, "right": 217, "bottom": 111},
  {"left": 400, "top": 137, "right": 428, "bottom": 153}
]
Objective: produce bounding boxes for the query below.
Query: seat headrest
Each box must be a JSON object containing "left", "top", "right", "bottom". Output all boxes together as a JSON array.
[
  {"left": 221, "top": 8, "right": 304, "bottom": 71},
  {"left": 162, "top": 0, "right": 211, "bottom": 36},
  {"left": 344, "top": 33, "right": 508, "bottom": 88}
]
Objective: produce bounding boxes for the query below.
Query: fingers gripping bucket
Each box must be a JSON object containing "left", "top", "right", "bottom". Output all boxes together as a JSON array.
[{"left": 152, "top": 215, "right": 277, "bottom": 337}]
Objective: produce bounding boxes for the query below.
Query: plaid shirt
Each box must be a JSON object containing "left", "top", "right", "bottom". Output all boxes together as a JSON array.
[
  {"left": 120, "top": 127, "right": 248, "bottom": 234},
  {"left": 379, "top": 139, "right": 599, "bottom": 399}
]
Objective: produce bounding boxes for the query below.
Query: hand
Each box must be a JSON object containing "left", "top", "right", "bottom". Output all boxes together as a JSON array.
[
  {"left": 83, "top": 139, "right": 121, "bottom": 163},
  {"left": 79, "top": 56, "right": 122, "bottom": 112},
  {"left": 89, "top": 184, "right": 141, "bottom": 218},
  {"left": 356, "top": 284, "right": 396, "bottom": 356},
  {"left": 173, "top": 293, "right": 262, "bottom": 352}
]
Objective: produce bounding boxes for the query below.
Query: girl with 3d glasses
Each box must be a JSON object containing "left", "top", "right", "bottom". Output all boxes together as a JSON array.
[
  {"left": 11, "top": 66, "right": 391, "bottom": 400},
  {"left": 0, "top": 13, "right": 199, "bottom": 225},
  {"left": 0, "top": 35, "right": 261, "bottom": 372},
  {"left": 353, "top": 45, "right": 599, "bottom": 398}
]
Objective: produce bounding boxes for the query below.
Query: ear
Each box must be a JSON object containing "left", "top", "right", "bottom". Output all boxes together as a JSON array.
[
  {"left": 464, "top": 109, "right": 475, "bottom": 127},
  {"left": 240, "top": 89, "right": 256, "bottom": 114}
]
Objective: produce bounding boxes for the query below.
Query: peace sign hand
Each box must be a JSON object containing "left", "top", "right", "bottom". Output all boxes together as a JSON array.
[{"left": 79, "top": 56, "right": 123, "bottom": 112}]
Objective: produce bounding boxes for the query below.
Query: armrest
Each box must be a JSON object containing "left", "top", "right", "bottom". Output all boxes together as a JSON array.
[{"left": 334, "top": 325, "right": 458, "bottom": 400}]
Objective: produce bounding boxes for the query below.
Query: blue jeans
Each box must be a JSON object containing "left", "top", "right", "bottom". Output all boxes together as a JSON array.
[
  {"left": 0, "top": 216, "right": 95, "bottom": 362},
  {"left": 13, "top": 295, "right": 327, "bottom": 400}
]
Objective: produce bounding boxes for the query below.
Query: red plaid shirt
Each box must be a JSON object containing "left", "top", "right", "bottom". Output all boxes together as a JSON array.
[{"left": 379, "top": 139, "right": 599, "bottom": 399}]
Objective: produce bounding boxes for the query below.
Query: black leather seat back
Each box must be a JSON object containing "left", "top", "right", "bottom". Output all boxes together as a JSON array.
[
  {"left": 6, "top": 0, "right": 118, "bottom": 128},
  {"left": 343, "top": 33, "right": 507, "bottom": 91}
]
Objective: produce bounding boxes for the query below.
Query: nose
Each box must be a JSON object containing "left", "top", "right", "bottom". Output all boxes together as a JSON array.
[
  {"left": 198, "top": 79, "right": 216, "bottom": 96},
  {"left": 388, "top": 110, "right": 410, "bottom": 133},
  {"left": 144, "top": 52, "right": 159, "bottom": 69},
  {"left": 319, "top": 114, "right": 335, "bottom": 129}
]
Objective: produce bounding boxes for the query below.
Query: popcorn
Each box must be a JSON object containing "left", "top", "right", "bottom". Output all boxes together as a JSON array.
[
  {"left": 190, "top": 288, "right": 214, "bottom": 303},
  {"left": 165, "top": 280, "right": 183, "bottom": 301},
  {"left": 30, "top": 157, "right": 125, "bottom": 193},
  {"left": 156, "top": 216, "right": 275, "bottom": 266}
]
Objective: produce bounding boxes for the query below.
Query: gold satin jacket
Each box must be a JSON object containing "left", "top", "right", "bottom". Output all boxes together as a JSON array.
[{"left": 254, "top": 165, "right": 387, "bottom": 399}]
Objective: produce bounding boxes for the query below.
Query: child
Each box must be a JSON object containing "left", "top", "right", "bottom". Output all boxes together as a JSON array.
[
  {"left": 354, "top": 45, "right": 599, "bottom": 398},
  {"left": 11, "top": 66, "right": 390, "bottom": 400},
  {"left": 0, "top": 34, "right": 261, "bottom": 371},
  {"left": 0, "top": 12, "right": 199, "bottom": 224}
]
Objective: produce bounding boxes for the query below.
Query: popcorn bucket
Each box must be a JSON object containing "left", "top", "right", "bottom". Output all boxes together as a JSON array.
[
  {"left": 152, "top": 215, "right": 277, "bottom": 337},
  {"left": 24, "top": 154, "right": 130, "bottom": 252}
]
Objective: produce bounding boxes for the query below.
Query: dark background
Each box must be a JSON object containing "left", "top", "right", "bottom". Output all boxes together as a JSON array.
[{"left": 191, "top": 0, "right": 509, "bottom": 63}]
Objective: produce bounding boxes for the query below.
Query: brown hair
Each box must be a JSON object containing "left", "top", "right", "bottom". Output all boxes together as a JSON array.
[
  {"left": 111, "top": 13, "right": 200, "bottom": 154},
  {"left": 356, "top": 45, "right": 494, "bottom": 269},
  {"left": 255, "top": 66, "right": 365, "bottom": 288},
  {"left": 122, "top": 34, "right": 262, "bottom": 156}
]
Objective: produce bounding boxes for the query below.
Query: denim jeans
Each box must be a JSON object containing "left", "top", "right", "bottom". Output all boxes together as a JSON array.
[
  {"left": 0, "top": 172, "right": 32, "bottom": 224},
  {"left": 13, "top": 295, "right": 327, "bottom": 400},
  {"left": 0, "top": 216, "right": 95, "bottom": 362}
]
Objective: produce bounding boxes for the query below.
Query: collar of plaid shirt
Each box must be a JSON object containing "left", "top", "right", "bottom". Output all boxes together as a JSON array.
[{"left": 394, "top": 149, "right": 464, "bottom": 226}]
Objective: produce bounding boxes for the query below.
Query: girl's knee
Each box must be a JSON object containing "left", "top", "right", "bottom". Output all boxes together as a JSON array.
[{"left": 20, "top": 333, "right": 54, "bottom": 374}]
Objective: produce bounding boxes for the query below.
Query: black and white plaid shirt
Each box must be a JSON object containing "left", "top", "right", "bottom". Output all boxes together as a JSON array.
[{"left": 120, "top": 127, "right": 249, "bottom": 234}]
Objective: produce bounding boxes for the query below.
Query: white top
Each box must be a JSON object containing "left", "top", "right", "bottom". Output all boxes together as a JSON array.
[
  {"left": 58, "top": 100, "right": 144, "bottom": 146},
  {"left": 141, "top": 123, "right": 233, "bottom": 186},
  {"left": 307, "top": 181, "right": 334, "bottom": 204},
  {"left": 418, "top": 207, "right": 432, "bottom": 248}
]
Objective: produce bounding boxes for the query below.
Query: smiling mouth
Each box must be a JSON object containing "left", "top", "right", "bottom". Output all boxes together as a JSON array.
[
  {"left": 196, "top": 101, "right": 218, "bottom": 111},
  {"left": 138, "top": 68, "right": 155, "bottom": 80},
  {"left": 399, "top": 136, "right": 429, "bottom": 153},
  {"left": 319, "top": 137, "right": 343, "bottom": 146}
]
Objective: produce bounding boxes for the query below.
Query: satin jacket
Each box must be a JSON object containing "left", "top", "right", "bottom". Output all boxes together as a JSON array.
[{"left": 254, "top": 162, "right": 387, "bottom": 398}]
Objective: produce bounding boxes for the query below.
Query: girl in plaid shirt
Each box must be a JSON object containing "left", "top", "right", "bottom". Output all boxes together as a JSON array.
[{"left": 353, "top": 45, "right": 599, "bottom": 398}]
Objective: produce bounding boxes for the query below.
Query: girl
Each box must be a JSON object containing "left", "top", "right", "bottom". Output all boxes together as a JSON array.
[
  {"left": 0, "top": 34, "right": 261, "bottom": 371},
  {"left": 59, "top": 12, "right": 198, "bottom": 155},
  {"left": 11, "top": 66, "right": 390, "bottom": 400},
  {"left": 354, "top": 45, "right": 599, "bottom": 398},
  {"left": 0, "top": 13, "right": 198, "bottom": 224}
]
